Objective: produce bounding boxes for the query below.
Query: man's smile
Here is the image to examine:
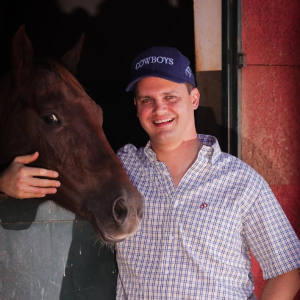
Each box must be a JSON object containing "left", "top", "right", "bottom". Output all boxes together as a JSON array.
[{"left": 153, "top": 118, "right": 174, "bottom": 125}]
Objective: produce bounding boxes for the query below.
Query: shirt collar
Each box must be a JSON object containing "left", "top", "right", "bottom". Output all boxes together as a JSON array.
[
  {"left": 143, "top": 134, "right": 222, "bottom": 165},
  {"left": 198, "top": 134, "right": 222, "bottom": 165}
]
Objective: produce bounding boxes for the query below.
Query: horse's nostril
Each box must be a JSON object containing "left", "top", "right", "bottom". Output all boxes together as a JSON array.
[{"left": 113, "top": 198, "right": 128, "bottom": 224}]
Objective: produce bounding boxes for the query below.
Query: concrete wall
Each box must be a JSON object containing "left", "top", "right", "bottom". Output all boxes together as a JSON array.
[
  {"left": 193, "top": 0, "right": 224, "bottom": 149},
  {"left": 241, "top": 0, "right": 300, "bottom": 298}
]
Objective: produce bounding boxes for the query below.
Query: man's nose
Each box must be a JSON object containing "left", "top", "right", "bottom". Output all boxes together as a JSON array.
[{"left": 153, "top": 100, "right": 166, "bottom": 113}]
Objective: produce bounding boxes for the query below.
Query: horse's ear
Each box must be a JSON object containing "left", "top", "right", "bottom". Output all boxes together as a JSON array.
[
  {"left": 11, "top": 25, "right": 34, "bottom": 81},
  {"left": 59, "top": 33, "right": 85, "bottom": 74}
]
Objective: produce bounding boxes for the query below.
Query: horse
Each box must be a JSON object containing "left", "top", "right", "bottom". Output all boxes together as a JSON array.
[{"left": 0, "top": 25, "right": 143, "bottom": 244}]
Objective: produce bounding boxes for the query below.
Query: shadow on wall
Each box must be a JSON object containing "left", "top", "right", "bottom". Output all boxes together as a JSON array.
[
  {"left": 0, "top": 197, "right": 118, "bottom": 300},
  {"left": 195, "top": 105, "right": 238, "bottom": 155},
  {"left": 0, "top": 198, "right": 43, "bottom": 230}
]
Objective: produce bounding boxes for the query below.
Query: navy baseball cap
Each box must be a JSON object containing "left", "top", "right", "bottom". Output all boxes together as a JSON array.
[{"left": 125, "top": 46, "right": 196, "bottom": 92}]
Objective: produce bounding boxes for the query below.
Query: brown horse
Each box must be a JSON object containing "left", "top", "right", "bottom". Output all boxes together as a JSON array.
[{"left": 0, "top": 25, "right": 143, "bottom": 243}]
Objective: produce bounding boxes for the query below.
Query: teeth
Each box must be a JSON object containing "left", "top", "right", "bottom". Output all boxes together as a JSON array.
[{"left": 154, "top": 118, "right": 173, "bottom": 124}]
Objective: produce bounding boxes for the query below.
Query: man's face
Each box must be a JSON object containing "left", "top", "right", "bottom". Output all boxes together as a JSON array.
[{"left": 134, "top": 77, "right": 200, "bottom": 146}]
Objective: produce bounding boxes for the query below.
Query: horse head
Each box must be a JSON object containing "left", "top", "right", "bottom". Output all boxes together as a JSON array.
[{"left": 0, "top": 25, "right": 143, "bottom": 243}]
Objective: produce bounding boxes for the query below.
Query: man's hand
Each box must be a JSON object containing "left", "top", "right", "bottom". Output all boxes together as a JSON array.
[{"left": 0, "top": 152, "right": 60, "bottom": 199}]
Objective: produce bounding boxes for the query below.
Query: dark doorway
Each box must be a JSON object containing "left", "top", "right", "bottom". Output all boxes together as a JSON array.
[{"left": 1, "top": 0, "right": 195, "bottom": 151}]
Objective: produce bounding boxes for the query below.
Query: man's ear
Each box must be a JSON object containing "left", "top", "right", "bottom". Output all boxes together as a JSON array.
[{"left": 191, "top": 87, "right": 200, "bottom": 109}]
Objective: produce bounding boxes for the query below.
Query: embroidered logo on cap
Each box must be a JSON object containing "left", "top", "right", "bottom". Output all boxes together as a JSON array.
[
  {"left": 135, "top": 56, "right": 174, "bottom": 70},
  {"left": 126, "top": 46, "right": 196, "bottom": 92},
  {"left": 185, "top": 66, "right": 192, "bottom": 78}
]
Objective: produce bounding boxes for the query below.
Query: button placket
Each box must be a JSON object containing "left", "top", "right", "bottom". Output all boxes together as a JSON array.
[
  {"left": 158, "top": 165, "right": 179, "bottom": 277},
  {"left": 161, "top": 206, "right": 177, "bottom": 276},
  {"left": 162, "top": 233, "right": 174, "bottom": 275}
]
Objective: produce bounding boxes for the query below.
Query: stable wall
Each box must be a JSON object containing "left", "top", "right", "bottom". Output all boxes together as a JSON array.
[{"left": 241, "top": 0, "right": 300, "bottom": 298}]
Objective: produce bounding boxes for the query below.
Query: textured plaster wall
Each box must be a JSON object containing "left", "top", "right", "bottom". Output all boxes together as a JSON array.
[
  {"left": 241, "top": 0, "right": 300, "bottom": 298},
  {"left": 193, "top": 0, "right": 221, "bottom": 71}
]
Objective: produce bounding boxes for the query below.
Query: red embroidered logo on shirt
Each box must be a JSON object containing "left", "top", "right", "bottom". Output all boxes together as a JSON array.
[{"left": 199, "top": 203, "right": 208, "bottom": 209}]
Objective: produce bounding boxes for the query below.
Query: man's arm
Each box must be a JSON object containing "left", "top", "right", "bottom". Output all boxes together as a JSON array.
[
  {"left": 0, "top": 152, "right": 60, "bottom": 198},
  {"left": 260, "top": 268, "right": 300, "bottom": 300}
]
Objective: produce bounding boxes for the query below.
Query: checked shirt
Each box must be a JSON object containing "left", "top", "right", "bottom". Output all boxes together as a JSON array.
[{"left": 116, "top": 135, "right": 300, "bottom": 300}]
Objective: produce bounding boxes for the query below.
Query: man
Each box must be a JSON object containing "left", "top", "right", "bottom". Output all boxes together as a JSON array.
[{"left": 1, "top": 46, "right": 300, "bottom": 299}]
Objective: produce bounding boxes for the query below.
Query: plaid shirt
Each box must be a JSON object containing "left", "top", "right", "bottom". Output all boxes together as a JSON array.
[{"left": 116, "top": 135, "right": 300, "bottom": 300}]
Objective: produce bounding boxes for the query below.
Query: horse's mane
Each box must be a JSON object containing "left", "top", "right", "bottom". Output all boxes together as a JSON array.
[{"left": 34, "top": 57, "right": 85, "bottom": 95}]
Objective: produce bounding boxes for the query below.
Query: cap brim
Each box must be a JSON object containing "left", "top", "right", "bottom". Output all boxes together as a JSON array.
[{"left": 125, "top": 73, "right": 190, "bottom": 92}]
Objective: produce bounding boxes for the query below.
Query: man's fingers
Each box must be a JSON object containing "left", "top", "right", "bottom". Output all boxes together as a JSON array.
[
  {"left": 0, "top": 155, "right": 60, "bottom": 199},
  {"left": 21, "top": 193, "right": 46, "bottom": 199},
  {"left": 29, "top": 177, "right": 61, "bottom": 188},
  {"left": 26, "top": 167, "right": 59, "bottom": 178},
  {"left": 12, "top": 185, "right": 57, "bottom": 199},
  {"left": 24, "top": 186, "right": 58, "bottom": 195},
  {"left": 14, "top": 152, "right": 39, "bottom": 165}
]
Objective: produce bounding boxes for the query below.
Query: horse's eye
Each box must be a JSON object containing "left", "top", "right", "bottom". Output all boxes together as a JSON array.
[{"left": 42, "top": 114, "right": 60, "bottom": 124}]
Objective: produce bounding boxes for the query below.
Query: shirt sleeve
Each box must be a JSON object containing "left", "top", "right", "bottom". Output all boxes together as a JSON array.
[{"left": 243, "top": 181, "right": 300, "bottom": 279}]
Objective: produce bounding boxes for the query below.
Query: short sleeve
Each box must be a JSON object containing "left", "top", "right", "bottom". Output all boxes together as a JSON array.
[{"left": 243, "top": 181, "right": 300, "bottom": 279}]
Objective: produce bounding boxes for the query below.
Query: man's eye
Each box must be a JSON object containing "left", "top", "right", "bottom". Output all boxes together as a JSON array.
[
  {"left": 166, "top": 96, "right": 176, "bottom": 100},
  {"left": 141, "top": 98, "right": 152, "bottom": 104}
]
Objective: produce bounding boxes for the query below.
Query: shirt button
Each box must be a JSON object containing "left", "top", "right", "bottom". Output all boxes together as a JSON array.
[
  {"left": 174, "top": 200, "right": 179, "bottom": 207},
  {"left": 169, "top": 235, "right": 174, "bottom": 241},
  {"left": 165, "top": 270, "right": 169, "bottom": 275}
]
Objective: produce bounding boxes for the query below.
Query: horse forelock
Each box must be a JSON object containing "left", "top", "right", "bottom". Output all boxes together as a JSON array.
[
  {"left": 0, "top": 57, "right": 86, "bottom": 110},
  {"left": 34, "top": 57, "right": 85, "bottom": 96}
]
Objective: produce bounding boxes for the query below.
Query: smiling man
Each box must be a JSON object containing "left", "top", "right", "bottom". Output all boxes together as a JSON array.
[{"left": 114, "top": 46, "right": 300, "bottom": 299}]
